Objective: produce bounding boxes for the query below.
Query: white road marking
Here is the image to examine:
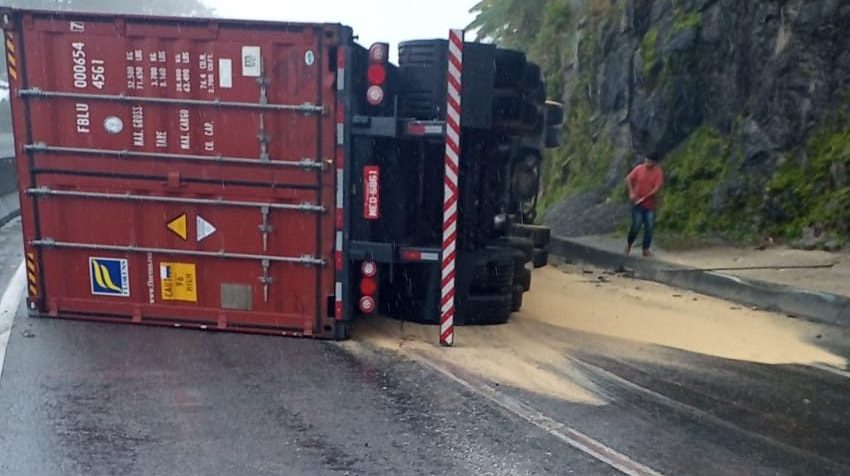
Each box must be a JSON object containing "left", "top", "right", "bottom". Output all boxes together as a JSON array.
[
  {"left": 809, "top": 362, "right": 850, "bottom": 380},
  {"left": 404, "top": 350, "right": 664, "bottom": 476},
  {"left": 0, "top": 260, "right": 26, "bottom": 382},
  {"left": 566, "top": 355, "right": 847, "bottom": 471}
]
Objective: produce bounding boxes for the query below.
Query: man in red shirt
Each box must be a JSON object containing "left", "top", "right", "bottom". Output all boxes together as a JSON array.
[{"left": 625, "top": 153, "right": 664, "bottom": 257}]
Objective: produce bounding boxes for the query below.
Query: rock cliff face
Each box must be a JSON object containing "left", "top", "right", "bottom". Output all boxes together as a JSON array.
[{"left": 542, "top": 0, "right": 850, "bottom": 242}]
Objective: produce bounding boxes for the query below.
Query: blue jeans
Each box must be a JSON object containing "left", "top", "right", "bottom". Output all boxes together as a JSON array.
[{"left": 628, "top": 205, "right": 655, "bottom": 251}]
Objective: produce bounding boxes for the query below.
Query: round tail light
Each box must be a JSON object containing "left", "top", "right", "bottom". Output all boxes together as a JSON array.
[
  {"left": 367, "top": 85, "right": 384, "bottom": 106},
  {"left": 369, "top": 43, "right": 389, "bottom": 63},
  {"left": 359, "top": 276, "right": 378, "bottom": 296},
  {"left": 359, "top": 296, "right": 376, "bottom": 314},
  {"left": 361, "top": 261, "right": 378, "bottom": 277},
  {"left": 367, "top": 64, "right": 387, "bottom": 85}
]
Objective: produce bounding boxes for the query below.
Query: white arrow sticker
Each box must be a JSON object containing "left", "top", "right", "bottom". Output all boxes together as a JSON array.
[{"left": 196, "top": 215, "right": 217, "bottom": 242}]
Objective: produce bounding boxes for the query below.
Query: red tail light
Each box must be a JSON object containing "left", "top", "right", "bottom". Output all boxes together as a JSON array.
[
  {"left": 368, "top": 64, "right": 386, "bottom": 85},
  {"left": 359, "top": 276, "right": 378, "bottom": 296},
  {"left": 358, "top": 259, "right": 379, "bottom": 315},
  {"left": 367, "top": 43, "right": 388, "bottom": 106},
  {"left": 402, "top": 250, "right": 422, "bottom": 262}
]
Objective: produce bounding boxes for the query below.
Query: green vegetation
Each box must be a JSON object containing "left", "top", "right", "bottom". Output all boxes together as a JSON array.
[
  {"left": 659, "top": 121, "right": 850, "bottom": 242},
  {"left": 672, "top": 11, "right": 701, "bottom": 33},
  {"left": 766, "top": 123, "right": 850, "bottom": 238},
  {"left": 655, "top": 127, "right": 734, "bottom": 235},
  {"left": 538, "top": 34, "right": 616, "bottom": 212},
  {"left": 469, "top": 0, "right": 549, "bottom": 49},
  {"left": 640, "top": 27, "right": 660, "bottom": 76},
  {"left": 528, "top": 0, "right": 573, "bottom": 95}
]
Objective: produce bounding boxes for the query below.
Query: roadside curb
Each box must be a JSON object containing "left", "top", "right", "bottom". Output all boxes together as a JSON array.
[{"left": 550, "top": 236, "right": 850, "bottom": 329}]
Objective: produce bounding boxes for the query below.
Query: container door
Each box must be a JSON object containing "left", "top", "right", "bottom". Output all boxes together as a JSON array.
[{"left": 9, "top": 11, "right": 343, "bottom": 336}]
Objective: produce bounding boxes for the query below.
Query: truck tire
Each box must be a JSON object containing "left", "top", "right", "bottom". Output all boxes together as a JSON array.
[
  {"left": 516, "top": 267, "right": 532, "bottom": 292},
  {"left": 488, "top": 245, "right": 530, "bottom": 291},
  {"left": 492, "top": 93, "right": 525, "bottom": 123},
  {"left": 494, "top": 49, "right": 526, "bottom": 89},
  {"left": 469, "top": 255, "right": 514, "bottom": 293},
  {"left": 532, "top": 248, "right": 549, "bottom": 268},
  {"left": 511, "top": 285, "right": 524, "bottom": 312},
  {"left": 511, "top": 224, "right": 551, "bottom": 249},
  {"left": 493, "top": 98, "right": 542, "bottom": 134},
  {"left": 490, "top": 236, "right": 534, "bottom": 263},
  {"left": 459, "top": 293, "right": 513, "bottom": 325},
  {"left": 522, "top": 63, "right": 546, "bottom": 107}
]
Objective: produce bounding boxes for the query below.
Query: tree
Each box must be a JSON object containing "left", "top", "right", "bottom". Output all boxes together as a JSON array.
[
  {"left": 469, "top": 0, "right": 572, "bottom": 94},
  {"left": 468, "top": 0, "right": 547, "bottom": 49}
]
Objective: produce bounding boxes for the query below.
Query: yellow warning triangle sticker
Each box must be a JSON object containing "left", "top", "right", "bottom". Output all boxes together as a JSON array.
[{"left": 167, "top": 213, "right": 188, "bottom": 241}]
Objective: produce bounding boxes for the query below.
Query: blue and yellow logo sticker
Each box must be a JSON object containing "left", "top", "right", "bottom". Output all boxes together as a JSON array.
[{"left": 89, "top": 257, "right": 130, "bottom": 297}]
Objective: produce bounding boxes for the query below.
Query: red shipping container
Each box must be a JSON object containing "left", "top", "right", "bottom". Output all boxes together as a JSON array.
[{"left": 3, "top": 9, "right": 350, "bottom": 338}]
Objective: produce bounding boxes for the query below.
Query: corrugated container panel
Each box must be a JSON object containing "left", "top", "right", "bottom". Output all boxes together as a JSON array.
[{"left": 5, "top": 9, "right": 346, "bottom": 337}]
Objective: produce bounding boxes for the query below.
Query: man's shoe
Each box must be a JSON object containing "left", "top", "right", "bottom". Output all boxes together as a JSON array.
[
  {"left": 642, "top": 249, "right": 653, "bottom": 257},
  {"left": 625, "top": 244, "right": 632, "bottom": 255}
]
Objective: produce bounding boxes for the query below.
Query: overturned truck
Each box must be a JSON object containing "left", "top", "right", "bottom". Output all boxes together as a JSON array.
[{"left": 2, "top": 8, "right": 563, "bottom": 339}]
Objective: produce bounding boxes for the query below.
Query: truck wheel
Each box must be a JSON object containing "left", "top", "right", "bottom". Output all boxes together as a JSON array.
[
  {"left": 488, "top": 246, "right": 530, "bottom": 291},
  {"left": 516, "top": 267, "right": 532, "bottom": 292},
  {"left": 470, "top": 250, "right": 515, "bottom": 294},
  {"left": 532, "top": 248, "right": 549, "bottom": 268},
  {"left": 459, "top": 293, "right": 513, "bottom": 325},
  {"left": 493, "top": 96, "right": 542, "bottom": 134},
  {"left": 490, "top": 236, "right": 534, "bottom": 263},
  {"left": 493, "top": 93, "right": 524, "bottom": 123},
  {"left": 494, "top": 49, "right": 526, "bottom": 89},
  {"left": 511, "top": 285, "right": 525, "bottom": 312},
  {"left": 511, "top": 224, "right": 551, "bottom": 249},
  {"left": 522, "top": 63, "right": 546, "bottom": 107}
]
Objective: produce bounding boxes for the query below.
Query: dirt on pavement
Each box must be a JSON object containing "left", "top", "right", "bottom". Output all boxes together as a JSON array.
[{"left": 354, "top": 263, "right": 848, "bottom": 404}]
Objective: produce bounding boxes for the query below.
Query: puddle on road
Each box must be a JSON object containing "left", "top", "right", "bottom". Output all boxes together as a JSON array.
[{"left": 523, "top": 266, "right": 847, "bottom": 368}]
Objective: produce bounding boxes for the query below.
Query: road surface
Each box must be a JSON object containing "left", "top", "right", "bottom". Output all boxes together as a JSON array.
[{"left": 0, "top": 218, "right": 848, "bottom": 475}]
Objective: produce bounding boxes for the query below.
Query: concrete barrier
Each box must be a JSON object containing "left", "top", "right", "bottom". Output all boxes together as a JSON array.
[{"left": 550, "top": 236, "right": 850, "bottom": 329}]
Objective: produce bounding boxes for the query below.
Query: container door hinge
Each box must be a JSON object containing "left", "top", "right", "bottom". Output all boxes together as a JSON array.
[
  {"left": 259, "top": 259, "right": 273, "bottom": 303},
  {"left": 258, "top": 206, "right": 273, "bottom": 252},
  {"left": 258, "top": 114, "right": 270, "bottom": 162},
  {"left": 257, "top": 75, "right": 269, "bottom": 105}
]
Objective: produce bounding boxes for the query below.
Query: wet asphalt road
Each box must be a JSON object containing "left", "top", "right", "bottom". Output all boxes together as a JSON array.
[
  {"left": 501, "top": 321, "right": 850, "bottom": 476},
  {"left": 1, "top": 216, "right": 849, "bottom": 475},
  {"left": 0, "top": 317, "right": 614, "bottom": 476}
]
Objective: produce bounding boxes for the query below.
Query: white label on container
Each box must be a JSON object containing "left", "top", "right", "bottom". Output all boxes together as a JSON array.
[
  {"left": 219, "top": 58, "right": 233, "bottom": 88},
  {"left": 241, "top": 46, "right": 261, "bottom": 77}
]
